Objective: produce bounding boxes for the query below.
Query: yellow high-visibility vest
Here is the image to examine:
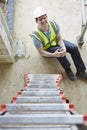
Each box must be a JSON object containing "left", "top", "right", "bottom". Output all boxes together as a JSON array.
[{"left": 30, "top": 21, "right": 58, "bottom": 50}]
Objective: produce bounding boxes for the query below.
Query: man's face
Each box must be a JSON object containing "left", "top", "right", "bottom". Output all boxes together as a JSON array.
[{"left": 36, "top": 14, "right": 48, "bottom": 28}]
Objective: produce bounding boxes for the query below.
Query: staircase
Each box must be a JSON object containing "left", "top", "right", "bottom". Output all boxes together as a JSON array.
[{"left": 0, "top": 73, "right": 87, "bottom": 130}]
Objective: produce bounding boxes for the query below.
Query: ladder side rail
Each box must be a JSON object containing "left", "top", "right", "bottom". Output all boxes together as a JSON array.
[
  {"left": 77, "top": 0, "right": 87, "bottom": 45},
  {"left": 79, "top": 21, "right": 87, "bottom": 40},
  {"left": 82, "top": 0, "right": 86, "bottom": 26}
]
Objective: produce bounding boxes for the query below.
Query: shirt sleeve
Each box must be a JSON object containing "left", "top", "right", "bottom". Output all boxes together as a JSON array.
[
  {"left": 56, "top": 22, "right": 60, "bottom": 34},
  {"left": 32, "top": 36, "right": 43, "bottom": 48}
]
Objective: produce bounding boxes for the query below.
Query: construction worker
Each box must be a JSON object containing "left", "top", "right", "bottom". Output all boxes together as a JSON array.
[{"left": 30, "top": 7, "right": 87, "bottom": 81}]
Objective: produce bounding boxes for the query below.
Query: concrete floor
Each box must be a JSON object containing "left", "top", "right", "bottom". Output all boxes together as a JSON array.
[{"left": 0, "top": 0, "right": 87, "bottom": 114}]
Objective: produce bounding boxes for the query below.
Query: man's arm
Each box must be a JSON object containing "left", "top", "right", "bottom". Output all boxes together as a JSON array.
[
  {"left": 32, "top": 28, "right": 66, "bottom": 58},
  {"left": 56, "top": 33, "right": 66, "bottom": 57},
  {"left": 56, "top": 33, "right": 66, "bottom": 51},
  {"left": 32, "top": 35, "right": 62, "bottom": 58},
  {"left": 36, "top": 46, "right": 62, "bottom": 58}
]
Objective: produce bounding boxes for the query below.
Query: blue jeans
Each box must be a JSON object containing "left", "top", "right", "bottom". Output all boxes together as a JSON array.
[{"left": 47, "top": 40, "right": 86, "bottom": 73}]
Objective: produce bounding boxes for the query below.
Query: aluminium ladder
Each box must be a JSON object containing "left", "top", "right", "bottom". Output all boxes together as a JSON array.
[
  {"left": 0, "top": 73, "right": 87, "bottom": 130},
  {"left": 77, "top": 0, "right": 87, "bottom": 45}
]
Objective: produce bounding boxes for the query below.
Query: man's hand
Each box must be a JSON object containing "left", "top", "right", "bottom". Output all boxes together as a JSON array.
[
  {"left": 54, "top": 48, "right": 66, "bottom": 57},
  {"left": 36, "top": 46, "right": 66, "bottom": 58}
]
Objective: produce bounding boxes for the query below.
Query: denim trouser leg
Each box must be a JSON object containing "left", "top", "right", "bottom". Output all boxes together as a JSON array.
[
  {"left": 47, "top": 46, "right": 71, "bottom": 70},
  {"left": 63, "top": 40, "right": 86, "bottom": 72},
  {"left": 47, "top": 40, "right": 86, "bottom": 72}
]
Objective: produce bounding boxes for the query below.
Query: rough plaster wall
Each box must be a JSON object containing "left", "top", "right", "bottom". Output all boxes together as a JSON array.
[{"left": 0, "top": 0, "right": 87, "bottom": 114}]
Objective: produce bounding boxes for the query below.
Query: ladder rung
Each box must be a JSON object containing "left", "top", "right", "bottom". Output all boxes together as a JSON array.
[
  {"left": 27, "top": 74, "right": 59, "bottom": 78},
  {"left": 25, "top": 74, "right": 61, "bottom": 83},
  {"left": 16, "top": 96, "right": 63, "bottom": 103},
  {"left": 3, "top": 103, "right": 74, "bottom": 112},
  {"left": 28, "top": 79, "right": 57, "bottom": 81},
  {"left": 21, "top": 90, "right": 63, "bottom": 96},
  {"left": 0, "top": 114, "right": 85, "bottom": 125},
  {"left": 27, "top": 85, "right": 58, "bottom": 89},
  {"left": 0, "top": 126, "right": 77, "bottom": 130},
  {"left": 28, "top": 81, "right": 57, "bottom": 83},
  {"left": 29, "top": 82, "right": 56, "bottom": 88},
  {"left": 24, "top": 74, "right": 62, "bottom": 83},
  {"left": 26, "top": 88, "right": 58, "bottom": 91}
]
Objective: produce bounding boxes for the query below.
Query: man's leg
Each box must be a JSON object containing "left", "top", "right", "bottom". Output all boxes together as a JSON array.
[
  {"left": 47, "top": 46, "right": 77, "bottom": 81},
  {"left": 63, "top": 40, "right": 87, "bottom": 80}
]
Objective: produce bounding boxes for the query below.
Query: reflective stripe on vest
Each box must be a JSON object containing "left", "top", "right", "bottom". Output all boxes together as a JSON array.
[{"left": 31, "top": 21, "right": 58, "bottom": 50}]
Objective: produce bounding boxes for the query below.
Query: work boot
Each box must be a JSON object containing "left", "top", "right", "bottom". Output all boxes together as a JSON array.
[
  {"left": 65, "top": 68, "right": 77, "bottom": 81},
  {"left": 76, "top": 71, "right": 87, "bottom": 80}
]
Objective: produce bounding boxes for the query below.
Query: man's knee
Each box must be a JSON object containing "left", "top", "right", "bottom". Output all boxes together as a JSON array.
[{"left": 73, "top": 44, "right": 78, "bottom": 50}]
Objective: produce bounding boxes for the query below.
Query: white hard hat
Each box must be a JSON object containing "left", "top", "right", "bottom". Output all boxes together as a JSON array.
[{"left": 33, "top": 7, "right": 47, "bottom": 19}]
